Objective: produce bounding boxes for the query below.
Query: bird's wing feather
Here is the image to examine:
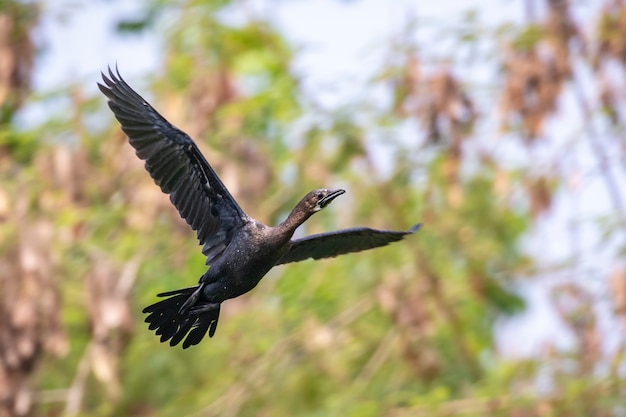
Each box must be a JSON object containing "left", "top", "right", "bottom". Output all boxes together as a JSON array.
[
  {"left": 98, "top": 67, "right": 248, "bottom": 265},
  {"left": 276, "top": 224, "right": 421, "bottom": 265}
]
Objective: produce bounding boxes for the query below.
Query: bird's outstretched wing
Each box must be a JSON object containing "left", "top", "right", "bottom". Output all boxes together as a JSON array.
[
  {"left": 98, "top": 67, "right": 248, "bottom": 264},
  {"left": 276, "top": 224, "right": 421, "bottom": 265}
]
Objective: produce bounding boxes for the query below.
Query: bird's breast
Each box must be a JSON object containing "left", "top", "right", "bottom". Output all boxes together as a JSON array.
[{"left": 205, "top": 231, "right": 290, "bottom": 300}]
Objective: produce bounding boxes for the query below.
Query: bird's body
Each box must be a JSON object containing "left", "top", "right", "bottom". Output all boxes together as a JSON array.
[
  {"left": 201, "top": 221, "right": 293, "bottom": 302},
  {"left": 99, "top": 67, "right": 420, "bottom": 348}
]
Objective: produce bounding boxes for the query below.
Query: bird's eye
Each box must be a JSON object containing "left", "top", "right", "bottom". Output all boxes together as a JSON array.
[{"left": 317, "top": 192, "right": 324, "bottom": 200}]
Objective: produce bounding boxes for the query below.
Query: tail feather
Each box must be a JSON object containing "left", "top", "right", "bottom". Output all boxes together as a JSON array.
[
  {"left": 143, "top": 285, "right": 221, "bottom": 348},
  {"left": 169, "top": 318, "right": 195, "bottom": 346},
  {"left": 155, "top": 285, "right": 200, "bottom": 298},
  {"left": 183, "top": 305, "right": 221, "bottom": 348}
]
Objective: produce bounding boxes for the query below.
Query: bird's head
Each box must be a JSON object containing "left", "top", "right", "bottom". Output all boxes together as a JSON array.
[
  {"left": 296, "top": 188, "right": 346, "bottom": 215},
  {"left": 284, "top": 188, "right": 346, "bottom": 230},
  {"left": 309, "top": 188, "right": 345, "bottom": 212}
]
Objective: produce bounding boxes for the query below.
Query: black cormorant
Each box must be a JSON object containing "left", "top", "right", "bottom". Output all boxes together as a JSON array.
[{"left": 98, "top": 68, "right": 420, "bottom": 348}]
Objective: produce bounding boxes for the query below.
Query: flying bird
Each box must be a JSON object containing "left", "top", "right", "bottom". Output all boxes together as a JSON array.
[{"left": 98, "top": 67, "right": 420, "bottom": 348}]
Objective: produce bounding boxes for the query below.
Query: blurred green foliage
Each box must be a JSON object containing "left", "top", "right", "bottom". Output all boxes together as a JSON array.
[{"left": 1, "top": 0, "right": 625, "bottom": 416}]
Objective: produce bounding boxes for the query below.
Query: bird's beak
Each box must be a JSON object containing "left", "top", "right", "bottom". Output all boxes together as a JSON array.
[{"left": 320, "top": 189, "right": 345, "bottom": 208}]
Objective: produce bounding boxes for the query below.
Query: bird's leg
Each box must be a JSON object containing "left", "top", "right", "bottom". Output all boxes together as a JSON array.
[
  {"left": 188, "top": 303, "right": 220, "bottom": 315},
  {"left": 179, "top": 282, "right": 205, "bottom": 314}
]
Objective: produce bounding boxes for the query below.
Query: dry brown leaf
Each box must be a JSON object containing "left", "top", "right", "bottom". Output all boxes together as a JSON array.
[{"left": 609, "top": 266, "right": 626, "bottom": 321}]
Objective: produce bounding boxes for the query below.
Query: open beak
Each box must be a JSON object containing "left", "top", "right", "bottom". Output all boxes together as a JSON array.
[{"left": 320, "top": 189, "right": 345, "bottom": 208}]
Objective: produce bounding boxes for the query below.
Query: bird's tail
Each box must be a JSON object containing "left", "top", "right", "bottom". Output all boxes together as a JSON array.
[{"left": 142, "top": 284, "right": 220, "bottom": 348}]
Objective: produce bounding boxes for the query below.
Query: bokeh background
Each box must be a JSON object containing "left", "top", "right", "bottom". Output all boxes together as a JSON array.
[{"left": 1, "top": 0, "right": 625, "bottom": 416}]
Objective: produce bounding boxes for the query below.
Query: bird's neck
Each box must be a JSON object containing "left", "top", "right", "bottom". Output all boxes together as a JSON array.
[{"left": 276, "top": 205, "right": 313, "bottom": 237}]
